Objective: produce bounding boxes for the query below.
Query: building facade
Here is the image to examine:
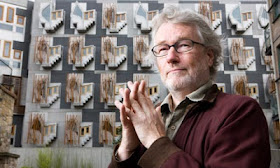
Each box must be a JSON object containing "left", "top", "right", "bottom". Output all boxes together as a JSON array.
[
  {"left": 12, "top": 0, "right": 278, "bottom": 150},
  {"left": 267, "top": 0, "right": 280, "bottom": 148},
  {"left": 0, "top": 0, "right": 33, "bottom": 147}
]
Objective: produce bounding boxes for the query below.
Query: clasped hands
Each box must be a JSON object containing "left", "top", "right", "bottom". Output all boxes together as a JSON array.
[{"left": 115, "top": 80, "right": 166, "bottom": 161}]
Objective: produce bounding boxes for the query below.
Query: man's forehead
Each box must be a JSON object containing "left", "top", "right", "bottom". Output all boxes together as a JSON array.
[{"left": 154, "top": 23, "right": 198, "bottom": 44}]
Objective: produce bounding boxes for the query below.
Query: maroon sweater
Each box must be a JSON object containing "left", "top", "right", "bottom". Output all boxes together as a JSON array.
[{"left": 109, "top": 85, "right": 271, "bottom": 168}]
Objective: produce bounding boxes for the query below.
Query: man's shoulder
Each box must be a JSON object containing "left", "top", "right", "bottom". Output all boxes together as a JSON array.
[{"left": 216, "top": 92, "right": 259, "bottom": 106}]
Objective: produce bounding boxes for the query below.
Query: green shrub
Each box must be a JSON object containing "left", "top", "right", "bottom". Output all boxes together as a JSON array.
[{"left": 37, "top": 148, "right": 52, "bottom": 168}]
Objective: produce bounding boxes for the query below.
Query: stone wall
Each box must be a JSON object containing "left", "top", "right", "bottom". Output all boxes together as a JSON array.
[
  {"left": 0, "top": 85, "right": 15, "bottom": 152},
  {"left": 0, "top": 85, "right": 19, "bottom": 168}
]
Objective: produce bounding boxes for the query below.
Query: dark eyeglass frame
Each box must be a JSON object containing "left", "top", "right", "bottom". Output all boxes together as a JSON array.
[{"left": 151, "top": 39, "right": 205, "bottom": 57}]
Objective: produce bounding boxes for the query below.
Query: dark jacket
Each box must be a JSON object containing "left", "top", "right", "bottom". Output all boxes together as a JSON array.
[{"left": 109, "top": 85, "right": 271, "bottom": 168}]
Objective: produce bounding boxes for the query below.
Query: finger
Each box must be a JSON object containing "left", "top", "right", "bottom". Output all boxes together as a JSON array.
[
  {"left": 127, "top": 81, "right": 133, "bottom": 90},
  {"left": 120, "top": 104, "right": 131, "bottom": 126},
  {"left": 138, "top": 80, "right": 146, "bottom": 95},
  {"left": 123, "top": 88, "right": 131, "bottom": 108},
  {"left": 155, "top": 106, "right": 162, "bottom": 119},
  {"left": 130, "top": 81, "right": 140, "bottom": 100}
]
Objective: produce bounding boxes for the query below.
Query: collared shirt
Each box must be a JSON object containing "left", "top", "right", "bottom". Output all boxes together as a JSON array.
[{"left": 161, "top": 80, "right": 213, "bottom": 140}]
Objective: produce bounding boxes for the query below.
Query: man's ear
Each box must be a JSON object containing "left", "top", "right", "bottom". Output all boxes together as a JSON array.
[{"left": 206, "top": 48, "right": 214, "bottom": 67}]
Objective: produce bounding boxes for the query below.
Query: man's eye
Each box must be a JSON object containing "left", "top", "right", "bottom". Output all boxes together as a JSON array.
[
  {"left": 157, "top": 46, "right": 169, "bottom": 52},
  {"left": 179, "top": 43, "right": 190, "bottom": 47}
]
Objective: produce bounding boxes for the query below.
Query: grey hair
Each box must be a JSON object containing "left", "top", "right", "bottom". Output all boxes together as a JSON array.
[{"left": 150, "top": 5, "right": 223, "bottom": 80}]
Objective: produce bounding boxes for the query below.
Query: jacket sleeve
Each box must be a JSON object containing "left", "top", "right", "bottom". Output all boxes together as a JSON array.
[
  {"left": 108, "top": 144, "right": 145, "bottom": 168},
  {"left": 204, "top": 97, "right": 271, "bottom": 168},
  {"left": 138, "top": 97, "right": 271, "bottom": 168},
  {"left": 138, "top": 137, "right": 202, "bottom": 168}
]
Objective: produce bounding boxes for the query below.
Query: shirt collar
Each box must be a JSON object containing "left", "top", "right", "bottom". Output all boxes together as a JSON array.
[{"left": 160, "top": 81, "right": 219, "bottom": 114}]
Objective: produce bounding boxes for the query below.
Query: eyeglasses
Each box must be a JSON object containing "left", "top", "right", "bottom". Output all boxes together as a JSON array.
[{"left": 151, "top": 39, "right": 205, "bottom": 57}]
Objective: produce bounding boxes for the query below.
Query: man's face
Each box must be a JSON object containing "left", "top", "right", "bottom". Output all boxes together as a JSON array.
[{"left": 155, "top": 22, "right": 214, "bottom": 92}]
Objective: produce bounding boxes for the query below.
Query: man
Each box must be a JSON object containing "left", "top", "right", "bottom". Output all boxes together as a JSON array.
[{"left": 109, "top": 6, "right": 271, "bottom": 168}]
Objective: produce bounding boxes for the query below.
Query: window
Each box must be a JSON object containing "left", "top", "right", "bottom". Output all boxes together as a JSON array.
[
  {"left": 80, "top": 126, "right": 90, "bottom": 136},
  {"left": 154, "top": 87, "right": 157, "bottom": 94},
  {"left": 14, "top": 50, "right": 22, "bottom": 60},
  {"left": 17, "top": 16, "right": 25, "bottom": 25},
  {"left": 148, "top": 11, "right": 157, "bottom": 20},
  {"left": 45, "top": 126, "right": 49, "bottom": 135},
  {"left": 3, "top": 41, "right": 12, "bottom": 58},
  {"left": 242, "top": 12, "right": 252, "bottom": 21},
  {"left": 218, "top": 86, "right": 225, "bottom": 92},
  {"left": 116, "top": 13, "right": 126, "bottom": 22},
  {"left": 243, "top": 49, "right": 254, "bottom": 58},
  {"left": 51, "top": 11, "right": 62, "bottom": 20},
  {"left": 50, "top": 125, "right": 54, "bottom": 133},
  {"left": 212, "top": 11, "right": 221, "bottom": 21},
  {"left": 13, "top": 62, "right": 20, "bottom": 68},
  {"left": 6, "top": 7, "right": 14, "bottom": 23},
  {"left": 115, "top": 84, "right": 125, "bottom": 95},
  {"left": 0, "top": 5, "right": 3, "bottom": 21},
  {"left": 84, "top": 11, "right": 94, "bottom": 20},
  {"left": 249, "top": 86, "right": 257, "bottom": 95},
  {"left": 11, "top": 125, "right": 16, "bottom": 136}
]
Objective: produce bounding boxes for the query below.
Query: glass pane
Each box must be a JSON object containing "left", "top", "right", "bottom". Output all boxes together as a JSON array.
[
  {"left": 84, "top": 12, "right": 88, "bottom": 19},
  {"left": 83, "top": 48, "right": 86, "bottom": 55},
  {"left": 51, "top": 125, "right": 54, "bottom": 133},
  {"left": 14, "top": 51, "right": 21, "bottom": 59},
  {"left": 7, "top": 8, "right": 14, "bottom": 22},
  {"left": 55, "top": 47, "right": 59, "bottom": 54},
  {"left": 18, "top": 17, "right": 23, "bottom": 24},
  {"left": 13, "top": 62, "right": 20, "bottom": 68},
  {"left": 57, "top": 11, "right": 61, "bottom": 18},
  {"left": 50, "top": 48, "right": 54, "bottom": 55},
  {"left": 216, "top": 12, "right": 220, "bottom": 19},
  {"left": 54, "top": 87, "right": 57, "bottom": 93},
  {"left": 88, "top": 48, "right": 91, "bottom": 54},
  {"left": 0, "top": 6, "right": 3, "bottom": 20},
  {"left": 45, "top": 127, "right": 48, "bottom": 135},
  {"left": 4, "top": 42, "right": 11, "bottom": 57},
  {"left": 52, "top": 12, "right": 56, "bottom": 19},
  {"left": 90, "top": 12, "right": 93, "bottom": 18},
  {"left": 49, "top": 88, "right": 52, "bottom": 95}
]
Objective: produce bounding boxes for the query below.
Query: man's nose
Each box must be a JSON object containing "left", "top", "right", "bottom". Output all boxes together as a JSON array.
[{"left": 166, "top": 46, "right": 180, "bottom": 64}]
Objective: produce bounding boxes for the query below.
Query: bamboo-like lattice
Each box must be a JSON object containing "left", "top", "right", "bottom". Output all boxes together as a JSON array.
[
  {"left": 99, "top": 113, "right": 115, "bottom": 145},
  {"left": 64, "top": 114, "right": 80, "bottom": 145},
  {"left": 134, "top": 36, "right": 149, "bottom": 64},
  {"left": 27, "top": 113, "right": 45, "bottom": 145},
  {"left": 32, "top": 74, "right": 49, "bottom": 104},
  {"left": 267, "top": 74, "right": 276, "bottom": 94},
  {"left": 100, "top": 73, "right": 116, "bottom": 103},
  {"left": 68, "top": 36, "right": 84, "bottom": 65},
  {"left": 66, "top": 73, "right": 82, "bottom": 103},
  {"left": 133, "top": 74, "right": 149, "bottom": 94},
  {"left": 199, "top": 1, "right": 213, "bottom": 26},
  {"left": 233, "top": 75, "right": 248, "bottom": 96},
  {"left": 231, "top": 39, "right": 246, "bottom": 67},
  {"left": 34, "top": 36, "right": 50, "bottom": 64},
  {"left": 273, "top": 121, "right": 280, "bottom": 145},
  {"left": 103, "top": 3, "right": 116, "bottom": 29}
]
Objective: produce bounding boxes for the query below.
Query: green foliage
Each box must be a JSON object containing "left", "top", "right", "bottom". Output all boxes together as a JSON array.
[
  {"left": 52, "top": 148, "right": 64, "bottom": 168},
  {"left": 37, "top": 148, "right": 52, "bottom": 168},
  {"left": 21, "top": 167, "right": 33, "bottom": 168}
]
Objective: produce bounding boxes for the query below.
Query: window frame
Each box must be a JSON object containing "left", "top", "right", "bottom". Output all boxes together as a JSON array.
[
  {"left": 6, "top": 7, "right": 14, "bottom": 23},
  {"left": 13, "top": 50, "right": 22, "bottom": 60},
  {"left": 0, "top": 5, "right": 4, "bottom": 21},
  {"left": 17, "top": 15, "right": 25, "bottom": 25},
  {"left": 3, "top": 41, "right": 12, "bottom": 58}
]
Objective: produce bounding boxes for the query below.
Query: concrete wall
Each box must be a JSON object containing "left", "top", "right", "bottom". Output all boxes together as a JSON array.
[{"left": 10, "top": 147, "right": 113, "bottom": 168}]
